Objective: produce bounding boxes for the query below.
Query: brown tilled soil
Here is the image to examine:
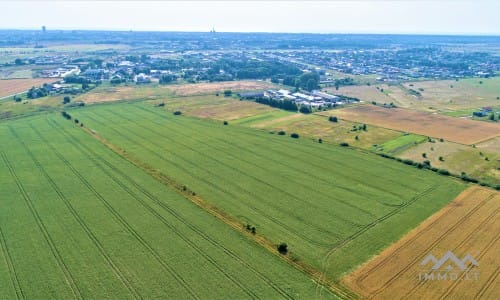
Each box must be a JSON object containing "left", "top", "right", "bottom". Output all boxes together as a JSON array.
[{"left": 321, "top": 105, "right": 500, "bottom": 145}]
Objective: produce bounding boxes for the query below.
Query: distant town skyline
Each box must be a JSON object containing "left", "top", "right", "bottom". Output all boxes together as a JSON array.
[{"left": 2, "top": 0, "right": 499, "bottom": 35}]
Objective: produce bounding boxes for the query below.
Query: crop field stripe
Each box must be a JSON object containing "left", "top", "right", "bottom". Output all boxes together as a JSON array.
[
  {"left": 317, "top": 184, "right": 440, "bottom": 297},
  {"left": 0, "top": 225, "right": 24, "bottom": 300},
  {"left": 28, "top": 123, "right": 201, "bottom": 300},
  {"left": 367, "top": 193, "right": 493, "bottom": 297},
  {"left": 106, "top": 107, "right": 365, "bottom": 230},
  {"left": 107, "top": 103, "right": 415, "bottom": 202},
  {"left": 402, "top": 203, "right": 499, "bottom": 299},
  {"left": 354, "top": 194, "right": 465, "bottom": 284},
  {"left": 50, "top": 118, "right": 300, "bottom": 300},
  {"left": 130, "top": 104, "right": 422, "bottom": 201},
  {"left": 98, "top": 105, "right": 397, "bottom": 217},
  {"left": 48, "top": 118, "right": 297, "bottom": 299},
  {"left": 70, "top": 114, "right": 356, "bottom": 299},
  {"left": 476, "top": 266, "right": 499, "bottom": 299},
  {"left": 45, "top": 119, "right": 263, "bottom": 299},
  {"left": 436, "top": 207, "right": 499, "bottom": 300},
  {"left": 8, "top": 124, "right": 141, "bottom": 299},
  {"left": 322, "top": 183, "right": 439, "bottom": 268},
  {"left": 0, "top": 151, "right": 83, "bottom": 299},
  {"left": 119, "top": 105, "right": 381, "bottom": 220},
  {"left": 81, "top": 111, "right": 333, "bottom": 247}
]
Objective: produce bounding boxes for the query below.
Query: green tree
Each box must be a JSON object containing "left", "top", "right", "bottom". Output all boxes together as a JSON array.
[{"left": 63, "top": 96, "right": 71, "bottom": 104}]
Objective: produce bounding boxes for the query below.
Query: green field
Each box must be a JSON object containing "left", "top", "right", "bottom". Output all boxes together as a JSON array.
[
  {"left": 375, "top": 134, "right": 427, "bottom": 155},
  {"left": 0, "top": 115, "right": 337, "bottom": 299},
  {"left": 71, "top": 102, "right": 466, "bottom": 280}
]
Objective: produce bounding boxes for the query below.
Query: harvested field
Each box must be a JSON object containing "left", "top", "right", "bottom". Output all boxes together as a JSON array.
[
  {"left": 0, "top": 78, "right": 57, "bottom": 98},
  {"left": 343, "top": 186, "right": 500, "bottom": 300},
  {"left": 167, "top": 80, "right": 276, "bottom": 96},
  {"left": 320, "top": 104, "right": 500, "bottom": 145}
]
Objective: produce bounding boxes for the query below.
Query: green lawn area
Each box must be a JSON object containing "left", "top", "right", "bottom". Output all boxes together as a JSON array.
[
  {"left": 0, "top": 114, "right": 336, "bottom": 299},
  {"left": 72, "top": 102, "right": 466, "bottom": 280},
  {"left": 231, "top": 110, "right": 295, "bottom": 126},
  {"left": 375, "top": 133, "right": 428, "bottom": 155}
]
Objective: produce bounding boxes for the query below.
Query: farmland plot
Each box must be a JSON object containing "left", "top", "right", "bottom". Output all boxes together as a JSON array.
[
  {"left": 0, "top": 115, "right": 336, "bottom": 299},
  {"left": 321, "top": 104, "right": 500, "bottom": 145},
  {"left": 73, "top": 102, "right": 465, "bottom": 280},
  {"left": 343, "top": 186, "right": 499, "bottom": 300}
]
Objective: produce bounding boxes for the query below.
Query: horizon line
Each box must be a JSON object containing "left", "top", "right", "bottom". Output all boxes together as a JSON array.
[{"left": 1, "top": 27, "right": 500, "bottom": 37}]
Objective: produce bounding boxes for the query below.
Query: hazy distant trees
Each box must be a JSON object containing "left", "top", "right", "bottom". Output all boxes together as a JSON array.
[{"left": 159, "top": 74, "right": 176, "bottom": 84}]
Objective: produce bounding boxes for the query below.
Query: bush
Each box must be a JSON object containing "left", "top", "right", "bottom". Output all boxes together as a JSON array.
[
  {"left": 318, "top": 138, "right": 323, "bottom": 143},
  {"left": 290, "top": 133, "right": 299, "bottom": 139},
  {"left": 328, "top": 116, "right": 338, "bottom": 122},
  {"left": 340, "top": 142, "right": 349, "bottom": 147},
  {"left": 223, "top": 121, "right": 228, "bottom": 125},
  {"left": 277, "top": 243, "right": 288, "bottom": 255},
  {"left": 173, "top": 111, "right": 182, "bottom": 115},
  {"left": 437, "top": 169, "right": 450, "bottom": 176},
  {"left": 63, "top": 96, "right": 71, "bottom": 104},
  {"left": 74, "top": 119, "right": 79, "bottom": 124},
  {"left": 223, "top": 90, "right": 232, "bottom": 97},
  {"left": 277, "top": 131, "right": 286, "bottom": 136}
]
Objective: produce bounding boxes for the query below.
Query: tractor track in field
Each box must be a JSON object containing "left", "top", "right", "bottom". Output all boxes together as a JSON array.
[
  {"left": 108, "top": 108, "right": 363, "bottom": 231},
  {"left": 367, "top": 193, "right": 493, "bottom": 298},
  {"left": 406, "top": 204, "right": 500, "bottom": 299},
  {"left": 354, "top": 194, "right": 464, "bottom": 285},
  {"left": 316, "top": 183, "right": 439, "bottom": 297},
  {"left": 50, "top": 117, "right": 298, "bottom": 299},
  {"left": 118, "top": 106, "right": 375, "bottom": 225},
  {"left": 13, "top": 124, "right": 141, "bottom": 299},
  {"left": 0, "top": 150, "right": 83, "bottom": 300},
  {"left": 29, "top": 123, "right": 200, "bottom": 300},
  {"left": 0, "top": 225, "right": 24, "bottom": 300},
  {"left": 47, "top": 120, "right": 264, "bottom": 299},
  {"left": 476, "top": 266, "right": 499, "bottom": 299},
  {"left": 73, "top": 114, "right": 359, "bottom": 299},
  {"left": 133, "top": 104, "right": 411, "bottom": 200},
  {"left": 82, "top": 111, "right": 332, "bottom": 248},
  {"left": 132, "top": 104, "right": 418, "bottom": 204},
  {"left": 435, "top": 208, "right": 499, "bottom": 300}
]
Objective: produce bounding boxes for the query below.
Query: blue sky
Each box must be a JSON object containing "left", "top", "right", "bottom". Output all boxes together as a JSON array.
[{"left": 2, "top": 1, "right": 499, "bottom": 35}]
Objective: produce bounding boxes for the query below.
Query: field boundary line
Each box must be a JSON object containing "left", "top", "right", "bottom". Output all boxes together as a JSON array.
[
  {"left": 317, "top": 183, "right": 439, "bottom": 297},
  {"left": 0, "top": 150, "right": 83, "bottom": 300},
  {"left": 367, "top": 193, "right": 494, "bottom": 298},
  {"left": 75, "top": 113, "right": 360, "bottom": 300}
]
